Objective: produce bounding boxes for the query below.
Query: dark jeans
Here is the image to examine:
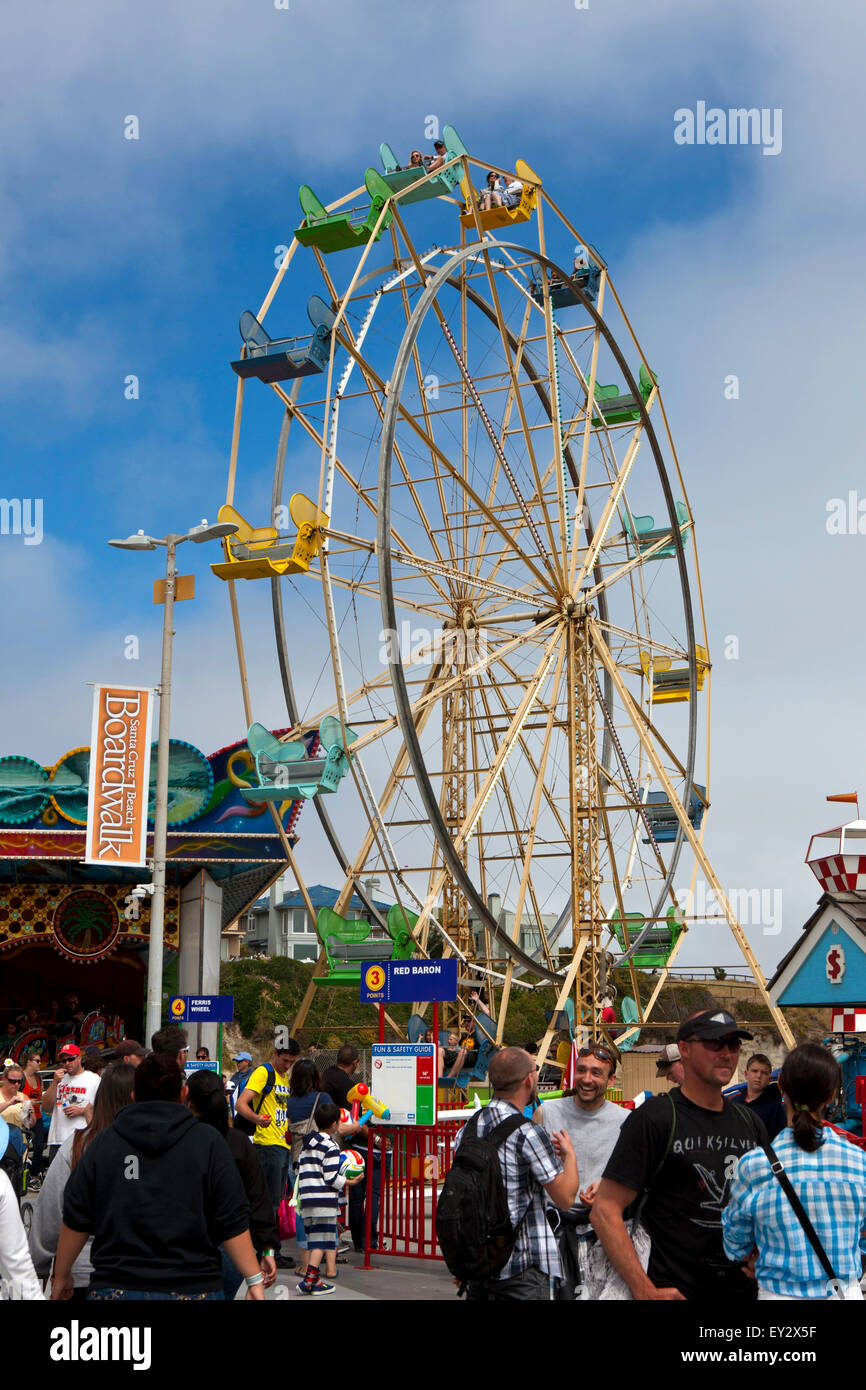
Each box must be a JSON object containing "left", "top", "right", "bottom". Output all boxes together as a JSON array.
[
  {"left": 88, "top": 1289, "right": 224, "bottom": 1301},
  {"left": 29, "top": 1119, "right": 47, "bottom": 1178},
  {"left": 349, "top": 1150, "right": 382, "bottom": 1249},
  {"left": 256, "top": 1144, "right": 289, "bottom": 1216},
  {"left": 466, "top": 1265, "right": 552, "bottom": 1301}
]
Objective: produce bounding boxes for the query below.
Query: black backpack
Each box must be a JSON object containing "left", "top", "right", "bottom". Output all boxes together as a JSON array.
[
  {"left": 233, "top": 1064, "right": 275, "bottom": 1136},
  {"left": 435, "top": 1109, "right": 528, "bottom": 1295}
]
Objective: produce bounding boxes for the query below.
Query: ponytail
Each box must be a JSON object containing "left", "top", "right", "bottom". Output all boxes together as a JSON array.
[
  {"left": 790, "top": 1105, "right": 823, "bottom": 1154},
  {"left": 779, "top": 1043, "right": 841, "bottom": 1154}
]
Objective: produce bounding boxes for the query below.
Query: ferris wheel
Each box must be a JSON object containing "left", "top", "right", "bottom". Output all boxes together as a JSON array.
[{"left": 216, "top": 125, "right": 793, "bottom": 1055}]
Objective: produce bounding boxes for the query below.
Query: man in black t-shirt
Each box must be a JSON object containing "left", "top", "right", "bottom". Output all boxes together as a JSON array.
[
  {"left": 321, "top": 1043, "right": 358, "bottom": 1110},
  {"left": 591, "top": 1009, "right": 768, "bottom": 1300}
]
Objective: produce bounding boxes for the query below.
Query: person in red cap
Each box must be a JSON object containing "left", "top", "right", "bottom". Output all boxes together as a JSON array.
[
  {"left": 591, "top": 1009, "right": 768, "bottom": 1301},
  {"left": 43, "top": 1045, "right": 101, "bottom": 1167}
]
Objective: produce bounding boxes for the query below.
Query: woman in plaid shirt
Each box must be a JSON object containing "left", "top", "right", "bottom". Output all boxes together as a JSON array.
[{"left": 723, "top": 1044, "right": 866, "bottom": 1299}]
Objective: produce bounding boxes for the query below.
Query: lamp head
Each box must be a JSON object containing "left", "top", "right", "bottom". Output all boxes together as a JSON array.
[
  {"left": 188, "top": 519, "right": 239, "bottom": 544},
  {"left": 108, "top": 530, "right": 158, "bottom": 551}
]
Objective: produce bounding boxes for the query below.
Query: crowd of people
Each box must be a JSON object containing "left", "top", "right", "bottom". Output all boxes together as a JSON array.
[
  {"left": 456, "top": 1009, "right": 866, "bottom": 1301},
  {"left": 0, "top": 1025, "right": 396, "bottom": 1301},
  {"left": 2, "top": 1006, "right": 865, "bottom": 1303}
]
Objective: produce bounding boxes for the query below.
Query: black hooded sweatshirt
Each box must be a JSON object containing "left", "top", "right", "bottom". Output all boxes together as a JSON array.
[{"left": 63, "top": 1101, "right": 250, "bottom": 1292}]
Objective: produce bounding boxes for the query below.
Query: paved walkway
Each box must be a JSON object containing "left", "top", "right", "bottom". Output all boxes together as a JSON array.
[{"left": 261, "top": 1239, "right": 457, "bottom": 1302}]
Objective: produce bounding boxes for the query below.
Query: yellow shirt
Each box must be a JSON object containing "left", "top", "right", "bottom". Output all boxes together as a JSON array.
[{"left": 244, "top": 1064, "right": 291, "bottom": 1148}]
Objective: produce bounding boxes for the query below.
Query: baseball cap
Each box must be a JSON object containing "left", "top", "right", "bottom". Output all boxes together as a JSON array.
[
  {"left": 656, "top": 1043, "right": 681, "bottom": 1071},
  {"left": 233, "top": 1051, "right": 252, "bottom": 1062},
  {"left": 59, "top": 1044, "right": 82, "bottom": 1057},
  {"left": 676, "top": 1010, "right": 753, "bottom": 1043},
  {"left": 113, "top": 1040, "right": 147, "bottom": 1060}
]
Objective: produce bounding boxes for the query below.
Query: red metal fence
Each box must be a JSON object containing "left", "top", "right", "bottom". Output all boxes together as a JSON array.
[{"left": 360, "top": 1121, "right": 463, "bottom": 1263}]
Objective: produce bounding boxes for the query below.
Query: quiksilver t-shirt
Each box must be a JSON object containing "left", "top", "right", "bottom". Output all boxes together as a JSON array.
[{"left": 602, "top": 1088, "right": 767, "bottom": 1298}]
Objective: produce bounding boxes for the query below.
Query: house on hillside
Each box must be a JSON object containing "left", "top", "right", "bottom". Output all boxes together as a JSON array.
[{"left": 235, "top": 874, "right": 392, "bottom": 961}]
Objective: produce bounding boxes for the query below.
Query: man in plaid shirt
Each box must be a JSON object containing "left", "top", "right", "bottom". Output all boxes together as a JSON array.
[{"left": 455, "top": 1048, "right": 578, "bottom": 1300}]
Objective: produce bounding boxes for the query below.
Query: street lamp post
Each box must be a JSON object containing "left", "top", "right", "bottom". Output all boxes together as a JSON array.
[{"left": 109, "top": 519, "right": 237, "bottom": 1046}]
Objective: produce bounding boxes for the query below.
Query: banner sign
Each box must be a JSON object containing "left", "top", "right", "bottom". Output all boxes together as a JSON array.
[
  {"left": 360, "top": 958, "right": 458, "bottom": 1004},
  {"left": 170, "top": 995, "right": 234, "bottom": 1023},
  {"left": 85, "top": 685, "right": 154, "bottom": 867}
]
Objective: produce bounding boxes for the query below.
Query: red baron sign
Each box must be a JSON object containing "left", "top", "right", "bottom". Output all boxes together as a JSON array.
[{"left": 85, "top": 685, "right": 154, "bottom": 867}]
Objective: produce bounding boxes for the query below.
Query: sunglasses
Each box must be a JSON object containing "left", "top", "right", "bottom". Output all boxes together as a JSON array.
[
  {"left": 578, "top": 1045, "right": 615, "bottom": 1063},
  {"left": 691, "top": 1036, "right": 742, "bottom": 1053}
]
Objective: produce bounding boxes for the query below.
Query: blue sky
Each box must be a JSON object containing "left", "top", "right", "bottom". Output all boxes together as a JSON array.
[{"left": 3, "top": 0, "right": 865, "bottom": 974}]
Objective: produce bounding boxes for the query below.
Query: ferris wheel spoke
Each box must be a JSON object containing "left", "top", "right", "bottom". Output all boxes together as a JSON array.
[
  {"left": 487, "top": 655, "right": 573, "bottom": 847},
  {"left": 266, "top": 384, "right": 455, "bottom": 605},
  {"left": 477, "top": 639, "right": 567, "bottom": 1030},
  {"left": 587, "top": 622, "right": 681, "bottom": 891},
  {"left": 468, "top": 294, "right": 536, "bottom": 587},
  {"left": 533, "top": 201, "right": 570, "bottom": 578},
  {"left": 418, "top": 293, "right": 563, "bottom": 590},
  {"left": 387, "top": 223, "right": 463, "bottom": 576},
  {"left": 348, "top": 614, "right": 559, "bottom": 757},
  {"left": 582, "top": 529, "right": 678, "bottom": 601},
  {"left": 566, "top": 309, "right": 607, "bottom": 594},
  {"left": 572, "top": 425, "right": 644, "bottom": 592},
  {"left": 335, "top": 326, "right": 558, "bottom": 597},
  {"left": 319, "top": 326, "right": 459, "bottom": 591},
  {"left": 390, "top": 547, "right": 542, "bottom": 608},
  {"left": 462, "top": 245, "right": 565, "bottom": 579}
]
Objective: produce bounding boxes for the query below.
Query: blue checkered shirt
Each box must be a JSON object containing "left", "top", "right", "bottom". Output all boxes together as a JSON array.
[
  {"left": 454, "top": 1099, "right": 563, "bottom": 1282},
  {"left": 722, "top": 1127, "right": 866, "bottom": 1298}
]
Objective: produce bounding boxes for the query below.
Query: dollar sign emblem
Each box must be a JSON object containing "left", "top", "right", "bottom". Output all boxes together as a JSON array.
[{"left": 827, "top": 948, "right": 842, "bottom": 980}]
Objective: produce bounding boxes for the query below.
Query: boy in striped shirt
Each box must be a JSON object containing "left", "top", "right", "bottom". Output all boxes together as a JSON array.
[{"left": 296, "top": 1102, "right": 363, "bottom": 1295}]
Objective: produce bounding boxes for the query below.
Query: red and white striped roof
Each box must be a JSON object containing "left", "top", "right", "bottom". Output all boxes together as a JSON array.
[
  {"left": 831, "top": 1007, "right": 866, "bottom": 1034},
  {"left": 807, "top": 819, "right": 866, "bottom": 894}
]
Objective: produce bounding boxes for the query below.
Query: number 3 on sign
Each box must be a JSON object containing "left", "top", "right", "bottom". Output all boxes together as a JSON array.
[{"left": 366, "top": 965, "right": 385, "bottom": 992}]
